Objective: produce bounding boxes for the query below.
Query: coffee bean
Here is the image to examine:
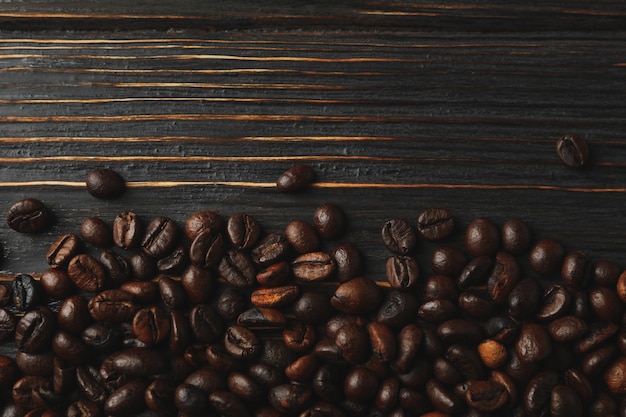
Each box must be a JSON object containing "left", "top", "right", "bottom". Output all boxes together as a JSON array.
[
  {"left": 487, "top": 251, "right": 521, "bottom": 304},
  {"left": 219, "top": 250, "right": 257, "bottom": 288},
  {"left": 7, "top": 198, "right": 49, "bottom": 233},
  {"left": 282, "top": 321, "right": 315, "bottom": 353},
  {"left": 268, "top": 383, "right": 313, "bottom": 413},
  {"left": 225, "top": 212, "right": 260, "bottom": 249},
  {"left": 156, "top": 244, "right": 187, "bottom": 275},
  {"left": 113, "top": 212, "right": 142, "bottom": 250},
  {"left": 332, "top": 242, "right": 363, "bottom": 282},
  {"left": 145, "top": 378, "right": 177, "bottom": 416},
  {"left": 82, "top": 323, "right": 121, "bottom": 353},
  {"left": 68, "top": 254, "right": 107, "bottom": 293},
  {"left": 184, "top": 210, "right": 223, "bottom": 241},
  {"left": 180, "top": 264, "right": 213, "bottom": 304},
  {"left": 368, "top": 322, "right": 397, "bottom": 363},
  {"left": 501, "top": 218, "right": 532, "bottom": 255},
  {"left": 51, "top": 330, "right": 90, "bottom": 365},
  {"left": 393, "top": 324, "right": 422, "bottom": 374},
  {"left": 206, "top": 344, "right": 242, "bottom": 373},
  {"left": 80, "top": 217, "right": 113, "bottom": 248},
  {"left": 85, "top": 168, "right": 125, "bottom": 198},
  {"left": 276, "top": 164, "right": 315, "bottom": 193},
  {"left": 15, "top": 351, "right": 54, "bottom": 377},
  {"left": 256, "top": 261, "right": 290, "bottom": 287},
  {"left": 445, "top": 344, "right": 485, "bottom": 380},
  {"left": 561, "top": 250, "right": 592, "bottom": 289},
  {"left": 251, "top": 233, "right": 291, "bottom": 267},
  {"left": 516, "top": 323, "right": 552, "bottom": 364},
  {"left": 425, "top": 378, "right": 464, "bottom": 415},
  {"left": 11, "top": 376, "right": 55, "bottom": 411},
  {"left": 216, "top": 288, "right": 247, "bottom": 321},
  {"left": 57, "top": 295, "right": 90, "bottom": 335},
  {"left": 477, "top": 339, "right": 508, "bottom": 369},
  {"left": 344, "top": 367, "right": 379, "bottom": 403},
  {"left": 293, "top": 290, "right": 333, "bottom": 325},
  {"left": 381, "top": 218, "right": 416, "bottom": 255},
  {"left": 564, "top": 367, "right": 593, "bottom": 405},
  {"left": 416, "top": 207, "right": 454, "bottom": 241},
  {"left": 376, "top": 290, "right": 418, "bottom": 328},
  {"left": 209, "top": 390, "right": 251, "bottom": 417},
  {"left": 15, "top": 307, "right": 56, "bottom": 354},
  {"left": 576, "top": 321, "right": 618, "bottom": 354},
  {"left": 40, "top": 268, "right": 74, "bottom": 300},
  {"left": 118, "top": 281, "right": 157, "bottom": 304},
  {"left": 592, "top": 259, "right": 620, "bottom": 287},
  {"left": 386, "top": 255, "right": 419, "bottom": 290},
  {"left": 582, "top": 344, "right": 618, "bottom": 377},
  {"left": 437, "top": 318, "right": 484, "bottom": 345},
  {"left": 292, "top": 251, "right": 335, "bottom": 282},
  {"left": 331, "top": 277, "right": 382, "bottom": 314},
  {"left": 589, "top": 285, "right": 623, "bottom": 322},
  {"left": 189, "top": 228, "right": 223, "bottom": 268},
  {"left": 524, "top": 371, "right": 559, "bottom": 417},
  {"left": 550, "top": 384, "right": 583, "bottom": 417},
  {"left": 604, "top": 356, "right": 626, "bottom": 395},
  {"left": 183, "top": 368, "right": 225, "bottom": 394},
  {"left": 457, "top": 255, "right": 493, "bottom": 289},
  {"left": 224, "top": 325, "right": 261, "bottom": 360},
  {"left": 529, "top": 238, "right": 565, "bottom": 277},
  {"left": 12, "top": 273, "right": 42, "bottom": 311},
  {"left": 174, "top": 383, "right": 209, "bottom": 415},
  {"left": 285, "top": 353, "right": 318, "bottom": 383},
  {"left": 46, "top": 233, "right": 81, "bottom": 269},
  {"left": 465, "top": 217, "right": 500, "bottom": 257},
  {"left": 547, "top": 315, "right": 589, "bottom": 342},
  {"left": 313, "top": 203, "right": 346, "bottom": 240},
  {"left": 88, "top": 289, "right": 138, "bottom": 323},
  {"left": 132, "top": 306, "right": 170, "bottom": 345},
  {"left": 556, "top": 134, "right": 589, "bottom": 168},
  {"left": 157, "top": 275, "right": 186, "bottom": 309},
  {"left": 431, "top": 245, "right": 468, "bottom": 278},
  {"left": 536, "top": 283, "right": 572, "bottom": 321},
  {"left": 250, "top": 285, "right": 299, "bottom": 308},
  {"left": 334, "top": 323, "right": 370, "bottom": 365},
  {"left": 284, "top": 220, "right": 319, "bottom": 254},
  {"left": 129, "top": 251, "right": 157, "bottom": 281},
  {"left": 189, "top": 304, "right": 223, "bottom": 343},
  {"left": 76, "top": 365, "right": 110, "bottom": 404},
  {"left": 0, "top": 308, "right": 16, "bottom": 343},
  {"left": 237, "top": 307, "right": 286, "bottom": 329},
  {"left": 465, "top": 379, "right": 508, "bottom": 412},
  {"left": 418, "top": 299, "right": 457, "bottom": 323},
  {"left": 100, "top": 348, "right": 167, "bottom": 378},
  {"left": 99, "top": 249, "right": 131, "bottom": 284},
  {"left": 508, "top": 277, "right": 542, "bottom": 319},
  {"left": 141, "top": 216, "right": 178, "bottom": 259},
  {"left": 457, "top": 290, "right": 494, "bottom": 319}
]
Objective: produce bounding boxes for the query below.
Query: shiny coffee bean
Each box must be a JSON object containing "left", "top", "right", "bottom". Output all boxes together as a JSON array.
[
  {"left": 132, "top": 306, "right": 170, "bottom": 345},
  {"left": 556, "top": 134, "right": 589, "bottom": 168},
  {"left": 216, "top": 288, "right": 247, "bottom": 321},
  {"left": 589, "top": 285, "right": 623, "bottom": 322},
  {"left": 334, "top": 323, "right": 370, "bottom": 365},
  {"left": 141, "top": 216, "right": 178, "bottom": 259},
  {"left": 331, "top": 277, "right": 382, "bottom": 314},
  {"left": 285, "top": 354, "right": 318, "bottom": 383},
  {"left": 313, "top": 203, "right": 346, "bottom": 241},
  {"left": 80, "top": 217, "right": 112, "bottom": 248},
  {"left": 393, "top": 324, "right": 422, "bottom": 374},
  {"left": 157, "top": 244, "right": 187, "bottom": 275},
  {"left": 487, "top": 251, "right": 521, "bottom": 304},
  {"left": 368, "top": 322, "right": 397, "bottom": 362},
  {"left": 68, "top": 254, "right": 107, "bottom": 293},
  {"left": 174, "top": 383, "right": 209, "bottom": 415},
  {"left": 376, "top": 290, "right": 418, "bottom": 329},
  {"left": 501, "top": 218, "right": 532, "bottom": 255},
  {"left": 604, "top": 356, "right": 626, "bottom": 395},
  {"left": 269, "top": 383, "right": 313, "bottom": 413},
  {"left": 524, "top": 371, "right": 559, "bottom": 417},
  {"left": 285, "top": 220, "right": 319, "bottom": 254},
  {"left": 219, "top": 250, "right": 257, "bottom": 288},
  {"left": 550, "top": 384, "right": 583, "bottom": 417},
  {"left": 529, "top": 238, "right": 565, "bottom": 277},
  {"left": 418, "top": 299, "right": 457, "bottom": 323},
  {"left": 46, "top": 233, "right": 81, "bottom": 269},
  {"left": 248, "top": 362, "right": 284, "bottom": 390},
  {"left": 119, "top": 281, "right": 157, "bottom": 304},
  {"left": 226, "top": 212, "right": 260, "bottom": 249},
  {"left": 189, "top": 304, "right": 223, "bottom": 343},
  {"left": 582, "top": 344, "right": 618, "bottom": 377},
  {"left": 508, "top": 277, "right": 542, "bottom": 319},
  {"left": 12, "top": 273, "right": 42, "bottom": 311},
  {"left": 88, "top": 290, "right": 138, "bottom": 322},
  {"left": 423, "top": 275, "right": 459, "bottom": 302},
  {"left": 15, "top": 307, "right": 56, "bottom": 354},
  {"left": 332, "top": 242, "right": 363, "bottom": 283},
  {"left": 592, "top": 259, "right": 620, "bottom": 286},
  {"left": 82, "top": 323, "right": 121, "bottom": 353},
  {"left": 283, "top": 321, "right": 316, "bottom": 353},
  {"left": 7, "top": 198, "right": 49, "bottom": 233},
  {"left": 11, "top": 376, "right": 55, "bottom": 411},
  {"left": 536, "top": 283, "right": 571, "bottom": 321},
  {"left": 100, "top": 347, "right": 167, "bottom": 378},
  {"left": 85, "top": 168, "right": 125, "bottom": 198},
  {"left": 561, "top": 250, "right": 592, "bottom": 289},
  {"left": 99, "top": 249, "right": 131, "bottom": 284},
  {"left": 576, "top": 321, "right": 618, "bottom": 354},
  {"left": 237, "top": 307, "right": 286, "bottom": 329},
  {"left": 113, "top": 211, "right": 141, "bottom": 250},
  {"left": 465, "top": 217, "right": 500, "bottom": 257},
  {"left": 425, "top": 379, "right": 464, "bottom": 415},
  {"left": 15, "top": 351, "right": 54, "bottom": 377},
  {"left": 292, "top": 251, "right": 335, "bottom": 282},
  {"left": 256, "top": 261, "right": 290, "bottom": 287},
  {"left": 189, "top": 228, "right": 223, "bottom": 268},
  {"left": 465, "top": 379, "right": 508, "bottom": 412},
  {"left": 157, "top": 275, "right": 186, "bottom": 309},
  {"left": 386, "top": 255, "right": 419, "bottom": 290},
  {"left": 40, "top": 268, "right": 74, "bottom": 300},
  {"left": 180, "top": 264, "right": 213, "bottom": 304},
  {"left": 437, "top": 318, "right": 484, "bottom": 345},
  {"left": 516, "top": 323, "right": 552, "bottom": 364},
  {"left": 276, "top": 164, "right": 316, "bottom": 193},
  {"left": 431, "top": 246, "right": 468, "bottom": 278},
  {"left": 416, "top": 207, "right": 454, "bottom": 241},
  {"left": 457, "top": 255, "right": 493, "bottom": 289},
  {"left": 145, "top": 378, "right": 177, "bottom": 416},
  {"left": 52, "top": 330, "right": 90, "bottom": 365},
  {"left": 251, "top": 285, "right": 300, "bottom": 308},
  {"left": 457, "top": 291, "right": 494, "bottom": 319},
  {"left": 381, "top": 218, "right": 416, "bottom": 255},
  {"left": 184, "top": 210, "right": 223, "bottom": 241},
  {"left": 547, "top": 315, "right": 588, "bottom": 342},
  {"left": 293, "top": 290, "right": 333, "bottom": 325},
  {"left": 104, "top": 379, "right": 147, "bottom": 417},
  {"left": 344, "top": 367, "right": 379, "bottom": 403},
  {"left": 184, "top": 368, "right": 226, "bottom": 393},
  {"left": 76, "top": 365, "right": 111, "bottom": 404},
  {"left": 445, "top": 344, "right": 485, "bottom": 380},
  {"left": 251, "top": 233, "right": 291, "bottom": 267}
]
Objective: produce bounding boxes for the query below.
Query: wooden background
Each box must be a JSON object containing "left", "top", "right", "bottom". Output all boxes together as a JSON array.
[{"left": 1, "top": 1, "right": 626, "bottom": 289}]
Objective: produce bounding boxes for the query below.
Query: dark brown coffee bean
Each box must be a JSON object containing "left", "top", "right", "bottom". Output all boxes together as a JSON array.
[
  {"left": 325, "top": 314, "right": 367, "bottom": 339},
  {"left": 536, "top": 283, "right": 572, "bottom": 321},
  {"left": 99, "top": 249, "right": 131, "bottom": 284},
  {"left": 564, "top": 368, "right": 593, "bottom": 405},
  {"left": 103, "top": 379, "right": 147, "bottom": 416},
  {"left": 465, "top": 380, "right": 508, "bottom": 412},
  {"left": 386, "top": 255, "right": 419, "bottom": 290},
  {"left": 393, "top": 324, "right": 422, "bottom": 374},
  {"left": 524, "top": 371, "right": 559, "bottom": 417},
  {"left": 283, "top": 321, "right": 315, "bottom": 353},
  {"left": 437, "top": 318, "right": 484, "bottom": 345},
  {"left": 256, "top": 261, "right": 290, "bottom": 287},
  {"left": 145, "top": 378, "right": 177, "bottom": 416},
  {"left": 248, "top": 362, "right": 284, "bottom": 390},
  {"left": 11, "top": 376, "right": 55, "bottom": 411},
  {"left": 226, "top": 212, "right": 260, "bottom": 249},
  {"left": 547, "top": 315, "right": 589, "bottom": 342},
  {"left": 88, "top": 290, "right": 138, "bottom": 322},
  {"left": 416, "top": 207, "right": 454, "bottom": 241},
  {"left": 189, "top": 304, "right": 223, "bottom": 343},
  {"left": 68, "top": 254, "right": 107, "bottom": 293},
  {"left": 237, "top": 307, "right": 286, "bottom": 329},
  {"left": 184, "top": 210, "right": 223, "bottom": 241},
  {"left": 156, "top": 244, "right": 187, "bottom": 275},
  {"left": 85, "top": 168, "right": 125, "bottom": 198},
  {"left": 219, "top": 250, "right": 257, "bottom": 288},
  {"left": 157, "top": 275, "right": 186, "bottom": 309},
  {"left": 53, "top": 357, "right": 75, "bottom": 395},
  {"left": 12, "top": 273, "right": 42, "bottom": 311},
  {"left": 40, "top": 268, "right": 74, "bottom": 300},
  {"left": 331, "top": 277, "right": 382, "bottom": 314},
  {"left": 189, "top": 228, "right": 223, "bottom": 267},
  {"left": 0, "top": 355, "right": 19, "bottom": 391},
  {"left": 377, "top": 291, "right": 418, "bottom": 329},
  {"left": 501, "top": 218, "right": 532, "bottom": 255},
  {"left": 550, "top": 384, "right": 583, "bottom": 417},
  {"left": 0, "top": 282, "right": 11, "bottom": 307},
  {"left": 426, "top": 379, "right": 464, "bottom": 415},
  {"left": 276, "top": 164, "right": 316, "bottom": 193},
  {"left": 529, "top": 238, "right": 565, "bottom": 277},
  {"left": 556, "top": 134, "right": 589, "bottom": 168},
  {"left": 312, "top": 364, "right": 346, "bottom": 403},
  {"left": 589, "top": 285, "right": 623, "bottom": 322},
  {"left": 183, "top": 368, "right": 226, "bottom": 394},
  {"left": 561, "top": 250, "right": 592, "bottom": 289},
  {"left": 457, "top": 255, "right": 493, "bottom": 290},
  {"left": 445, "top": 344, "right": 485, "bottom": 380},
  {"left": 51, "top": 330, "right": 90, "bottom": 365},
  {"left": 113, "top": 212, "right": 141, "bottom": 250},
  {"left": 508, "top": 277, "right": 542, "bottom": 319},
  {"left": 312, "top": 203, "right": 346, "bottom": 240},
  {"left": 381, "top": 218, "right": 416, "bottom": 255},
  {"left": 285, "top": 220, "right": 319, "bottom": 254},
  {"left": 465, "top": 217, "right": 500, "bottom": 257},
  {"left": 313, "top": 338, "right": 342, "bottom": 363},
  {"left": 576, "top": 321, "right": 618, "bottom": 354},
  {"left": 487, "top": 251, "right": 521, "bottom": 304},
  {"left": 174, "top": 383, "right": 209, "bottom": 415},
  {"left": 205, "top": 344, "right": 241, "bottom": 373},
  {"left": 292, "top": 251, "right": 335, "bottom": 282},
  {"left": 0, "top": 308, "right": 16, "bottom": 343},
  {"left": 7, "top": 198, "right": 49, "bottom": 234},
  {"left": 101, "top": 348, "right": 167, "bottom": 378},
  {"left": 456, "top": 291, "right": 494, "bottom": 319},
  {"left": 258, "top": 340, "right": 297, "bottom": 371},
  {"left": 418, "top": 299, "right": 457, "bottom": 323},
  {"left": 180, "top": 264, "right": 213, "bottom": 304},
  {"left": 132, "top": 306, "right": 170, "bottom": 345},
  {"left": 332, "top": 242, "right": 363, "bottom": 283},
  {"left": 80, "top": 217, "right": 112, "bottom": 248},
  {"left": 293, "top": 290, "right": 333, "bottom": 325},
  {"left": 46, "top": 233, "right": 81, "bottom": 268},
  {"left": 168, "top": 310, "right": 190, "bottom": 354},
  {"left": 591, "top": 259, "right": 620, "bottom": 286},
  {"left": 431, "top": 245, "right": 468, "bottom": 278},
  {"left": 285, "top": 354, "right": 318, "bottom": 383},
  {"left": 573, "top": 289, "right": 590, "bottom": 319},
  {"left": 15, "top": 307, "right": 55, "bottom": 354},
  {"left": 82, "top": 323, "right": 121, "bottom": 353},
  {"left": 582, "top": 344, "right": 618, "bottom": 377},
  {"left": 334, "top": 323, "right": 370, "bottom": 365},
  {"left": 15, "top": 351, "right": 54, "bottom": 377},
  {"left": 141, "top": 216, "right": 178, "bottom": 259},
  {"left": 216, "top": 288, "right": 246, "bottom": 321},
  {"left": 376, "top": 377, "right": 401, "bottom": 411},
  {"left": 76, "top": 365, "right": 111, "bottom": 404},
  {"left": 368, "top": 322, "right": 397, "bottom": 362},
  {"left": 588, "top": 391, "right": 619, "bottom": 417},
  {"left": 269, "top": 383, "right": 313, "bottom": 413},
  {"left": 604, "top": 356, "right": 626, "bottom": 395},
  {"left": 251, "top": 232, "right": 291, "bottom": 267},
  {"left": 251, "top": 285, "right": 299, "bottom": 308},
  {"left": 343, "top": 367, "right": 379, "bottom": 403},
  {"left": 516, "top": 323, "right": 552, "bottom": 364},
  {"left": 119, "top": 281, "right": 158, "bottom": 304},
  {"left": 209, "top": 390, "right": 251, "bottom": 417}
]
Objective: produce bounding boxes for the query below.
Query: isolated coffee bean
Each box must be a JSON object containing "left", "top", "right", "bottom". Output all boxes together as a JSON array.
[
  {"left": 292, "top": 252, "right": 335, "bottom": 282},
  {"left": 85, "top": 168, "right": 125, "bottom": 198},
  {"left": 57, "top": 294, "right": 90, "bottom": 335},
  {"left": 332, "top": 242, "right": 363, "bottom": 282},
  {"left": 465, "top": 217, "right": 500, "bottom": 257},
  {"left": 68, "top": 254, "right": 107, "bottom": 293},
  {"left": 529, "top": 238, "right": 565, "bottom": 277},
  {"left": 276, "top": 164, "right": 315, "bottom": 193},
  {"left": 386, "top": 255, "right": 419, "bottom": 290},
  {"left": 313, "top": 203, "right": 346, "bottom": 241},
  {"left": 381, "top": 218, "right": 416, "bottom": 255},
  {"left": 113, "top": 212, "right": 141, "bottom": 250},
  {"left": 7, "top": 198, "right": 49, "bottom": 233},
  {"left": 12, "top": 273, "right": 42, "bottom": 311},
  {"left": 556, "top": 134, "right": 589, "bottom": 168},
  {"left": 416, "top": 207, "right": 454, "bottom": 241},
  {"left": 285, "top": 220, "right": 319, "bottom": 254},
  {"left": 219, "top": 250, "right": 257, "bottom": 288}
]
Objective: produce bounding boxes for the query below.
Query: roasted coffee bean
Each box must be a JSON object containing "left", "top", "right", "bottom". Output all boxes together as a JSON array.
[
  {"left": 12, "top": 273, "right": 42, "bottom": 311},
  {"left": 572, "top": 289, "right": 590, "bottom": 319},
  {"left": 487, "top": 251, "right": 521, "bottom": 304},
  {"left": 256, "top": 261, "right": 290, "bottom": 287},
  {"left": 386, "top": 255, "right": 419, "bottom": 290},
  {"left": 52, "top": 330, "right": 90, "bottom": 365},
  {"left": 46, "top": 233, "right": 80, "bottom": 269},
  {"left": 536, "top": 283, "right": 571, "bottom": 321},
  {"left": 393, "top": 324, "right": 422, "bottom": 373},
  {"left": 145, "top": 378, "right": 177, "bottom": 416},
  {"left": 251, "top": 285, "right": 299, "bottom": 308},
  {"left": 477, "top": 339, "right": 508, "bottom": 369},
  {"left": 283, "top": 321, "right": 315, "bottom": 353},
  {"left": 247, "top": 362, "right": 284, "bottom": 391},
  {"left": 556, "top": 134, "right": 589, "bottom": 168},
  {"left": 431, "top": 245, "right": 468, "bottom": 278},
  {"left": 591, "top": 259, "right": 620, "bottom": 286},
  {"left": 465, "top": 217, "right": 500, "bottom": 257},
  {"left": 425, "top": 379, "right": 464, "bottom": 415},
  {"left": 219, "top": 250, "right": 257, "bottom": 288},
  {"left": 588, "top": 391, "right": 619, "bottom": 417},
  {"left": 576, "top": 321, "right": 618, "bottom": 354},
  {"left": 547, "top": 315, "right": 589, "bottom": 342},
  {"left": 141, "top": 216, "right": 178, "bottom": 259},
  {"left": 258, "top": 340, "right": 297, "bottom": 371},
  {"left": 550, "top": 384, "right": 583, "bottom": 417},
  {"left": 157, "top": 244, "right": 187, "bottom": 275},
  {"left": 582, "top": 344, "right": 618, "bottom": 376},
  {"left": 185, "top": 210, "right": 223, "bottom": 241},
  {"left": 82, "top": 323, "right": 121, "bottom": 353},
  {"left": 15, "top": 351, "right": 54, "bottom": 377},
  {"left": 124, "top": 258, "right": 155, "bottom": 291},
  {"left": 174, "top": 383, "right": 209, "bottom": 415},
  {"left": 437, "top": 318, "right": 484, "bottom": 345},
  {"left": 529, "top": 238, "right": 565, "bottom": 277},
  {"left": 508, "top": 277, "right": 542, "bottom": 319},
  {"left": 269, "top": 383, "right": 313, "bottom": 413},
  {"left": 119, "top": 281, "right": 158, "bottom": 304},
  {"left": 501, "top": 218, "right": 532, "bottom": 255},
  {"left": 465, "top": 380, "right": 508, "bottom": 412},
  {"left": 604, "top": 356, "right": 626, "bottom": 395},
  {"left": 189, "top": 228, "right": 223, "bottom": 268},
  {"left": 343, "top": 367, "right": 379, "bottom": 403},
  {"left": 313, "top": 203, "right": 346, "bottom": 241},
  {"left": 88, "top": 290, "right": 138, "bottom": 322},
  {"left": 209, "top": 390, "right": 251, "bottom": 417},
  {"left": 0, "top": 308, "right": 16, "bottom": 343},
  {"left": 381, "top": 218, "right": 416, "bottom": 255},
  {"left": 457, "top": 291, "right": 494, "bottom": 319},
  {"left": 0, "top": 282, "right": 11, "bottom": 306},
  {"left": 80, "top": 217, "right": 112, "bottom": 248},
  {"left": 99, "top": 249, "right": 131, "bottom": 284},
  {"left": 53, "top": 357, "right": 75, "bottom": 395},
  {"left": 132, "top": 306, "right": 170, "bottom": 345},
  {"left": 334, "top": 323, "right": 370, "bottom": 365},
  {"left": 206, "top": 344, "right": 242, "bottom": 373},
  {"left": 180, "top": 264, "right": 213, "bottom": 304},
  {"left": 293, "top": 290, "right": 333, "bottom": 324},
  {"left": 563, "top": 367, "right": 593, "bottom": 405},
  {"left": 237, "top": 307, "right": 286, "bottom": 329},
  {"left": 418, "top": 299, "right": 457, "bottom": 323},
  {"left": 516, "top": 323, "right": 552, "bottom": 364},
  {"left": 157, "top": 275, "right": 185, "bottom": 309},
  {"left": 40, "top": 268, "right": 74, "bottom": 300},
  {"left": 15, "top": 307, "right": 56, "bottom": 354},
  {"left": 617, "top": 270, "right": 626, "bottom": 303},
  {"left": 376, "top": 377, "right": 401, "bottom": 411},
  {"left": 226, "top": 212, "right": 260, "bottom": 250},
  {"left": 445, "top": 344, "right": 485, "bottom": 380},
  {"left": 189, "top": 304, "right": 223, "bottom": 343},
  {"left": 0, "top": 355, "right": 19, "bottom": 390},
  {"left": 325, "top": 314, "right": 367, "bottom": 339},
  {"left": 276, "top": 164, "right": 315, "bottom": 193},
  {"left": 423, "top": 275, "right": 459, "bottom": 302},
  {"left": 331, "top": 277, "right": 382, "bottom": 314},
  {"left": 589, "top": 285, "right": 623, "bottom": 322},
  {"left": 184, "top": 368, "right": 226, "bottom": 394},
  {"left": 332, "top": 242, "right": 363, "bottom": 283},
  {"left": 312, "top": 364, "right": 346, "bottom": 403},
  {"left": 252, "top": 233, "right": 291, "bottom": 267},
  {"left": 7, "top": 198, "right": 49, "bottom": 234},
  {"left": 103, "top": 379, "right": 147, "bottom": 416},
  {"left": 215, "top": 288, "right": 246, "bottom": 321},
  {"left": 168, "top": 310, "right": 190, "bottom": 354},
  {"left": 285, "top": 220, "right": 319, "bottom": 254},
  {"left": 561, "top": 250, "right": 592, "bottom": 289},
  {"left": 524, "top": 371, "right": 559, "bottom": 417},
  {"left": 457, "top": 255, "right": 493, "bottom": 289},
  {"left": 368, "top": 322, "right": 397, "bottom": 362},
  {"left": 292, "top": 251, "right": 335, "bottom": 282},
  {"left": 285, "top": 354, "right": 318, "bottom": 383},
  {"left": 181, "top": 343, "right": 209, "bottom": 368},
  {"left": 416, "top": 207, "right": 454, "bottom": 241},
  {"left": 101, "top": 348, "right": 167, "bottom": 378},
  {"left": 11, "top": 376, "right": 55, "bottom": 411},
  {"left": 76, "top": 365, "right": 111, "bottom": 404},
  {"left": 377, "top": 291, "right": 418, "bottom": 329},
  {"left": 85, "top": 168, "right": 125, "bottom": 198},
  {"left": 68, "top": 254, "right": 107, "bottom": 292},
  {"left": 113, "top": 212, "right": 141, "bottom": 250}
]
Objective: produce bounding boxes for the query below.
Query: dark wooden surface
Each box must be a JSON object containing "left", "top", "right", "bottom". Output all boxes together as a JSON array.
[{"left": 1, "top": 0, "right": 626, "bottom": 358}]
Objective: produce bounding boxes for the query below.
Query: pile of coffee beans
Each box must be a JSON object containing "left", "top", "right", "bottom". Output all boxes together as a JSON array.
[{"left": 2, "top": 162, "right": 626, "bottom": 417}]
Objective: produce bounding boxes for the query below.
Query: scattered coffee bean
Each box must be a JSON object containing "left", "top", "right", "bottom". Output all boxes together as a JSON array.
[
  {"left": 556, "top": 134, "right": 589, "bottom": 168},
  {"left": 7, "top": 198, "right": 49, "bottom": 233},
  {"left": 313, "top": 203, "right": 346, "bottom": 240},
  {"left": 85, "top": 168, "right": 125, "bottom": 198},
  {"left": 276, "top": 164, "right": 316, "bottom": 193}
]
